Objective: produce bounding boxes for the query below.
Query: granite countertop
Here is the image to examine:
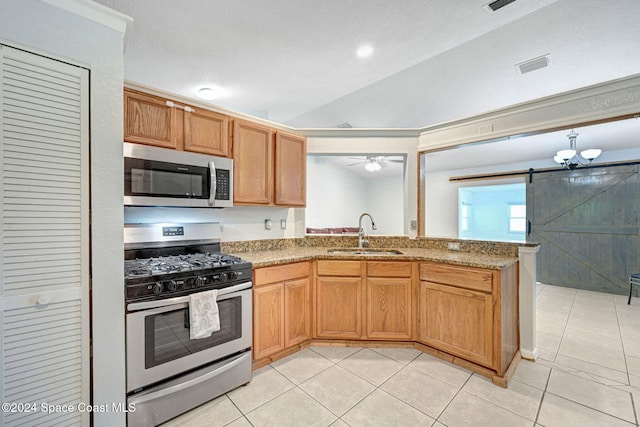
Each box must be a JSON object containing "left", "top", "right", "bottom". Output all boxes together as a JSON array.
[{"left": 227, "top": 247, "right": 518, "bottom": 270}]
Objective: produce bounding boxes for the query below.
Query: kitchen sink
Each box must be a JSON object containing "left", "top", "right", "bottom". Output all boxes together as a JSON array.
[{"left": 327, "top": 248, "right": 403, "bottom": 255}]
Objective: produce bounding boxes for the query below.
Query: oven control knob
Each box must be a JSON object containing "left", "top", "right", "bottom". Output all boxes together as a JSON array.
[
  {"left": 195, "top": 276, "right": 206, "bottom": 287},
  {"left": 227, "top": 271, "right": 237, "bottom": 280},
  {"left": 152, "top": 282, "right": 163, "bottom": 295},
  {"left": 166, "top": 280, "right": 178, "bottom": 291},
  {"left": 219, "top": 273, "right": 227, "bottom": 282}
]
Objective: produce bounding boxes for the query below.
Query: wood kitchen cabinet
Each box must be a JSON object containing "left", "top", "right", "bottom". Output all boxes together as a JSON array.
[
  {"left": 183, "top": 108, "right": 230, "bottom": 157},
  {"left": 284, "top": 277, "right": 311, "bottom": 348},
  {"left": 418, "top": 262, "right": 519, "bottom": 376},
  {"left": 253, "top": 262, "right": 311, "bottom": 361},
  {"left": 419, "top": 280, "right": 494, "bottom": 367},
  {"left": 315, "top": 260, "right": 415, "bottom": 340},
  {"left": 253, "top": 282, "right": 285, "bottom": 360},
  {"left": 124, "top": 89, "right": 178, "bottom": 149},
  {"left": 315, "top": 260, "right": 363, "bottom": 339},
  {"left": 232, "top": 120, "right": 274, "bottom": 205},
  {"left": 233, "top": 120, "right": 307, "bottom": 206},
  {"left": 124, "top": 88, "right": 231, "bottom": 156},
  {"left": 256, "top": 256, "right": 518, "bottom": 385},
  {"left": 274, "top": 131, "right": 306, "bottom": 206},
  {"left": 366, "top": 262, "right": 414, "bottom": 340}
]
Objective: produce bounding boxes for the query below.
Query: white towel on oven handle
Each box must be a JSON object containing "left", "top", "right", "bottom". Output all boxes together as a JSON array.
[{"left": 189, "top": 290, "right": 220, "bottom": 339}]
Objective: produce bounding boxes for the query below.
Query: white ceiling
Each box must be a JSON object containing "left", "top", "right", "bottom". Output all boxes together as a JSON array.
[{"left": 94, "top": 0, "right": 640, "bottom": 129}]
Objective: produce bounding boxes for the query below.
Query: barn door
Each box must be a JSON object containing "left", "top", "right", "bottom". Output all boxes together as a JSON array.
[{"left": 527, "top": 165, "right": 639, "bottom": 294}]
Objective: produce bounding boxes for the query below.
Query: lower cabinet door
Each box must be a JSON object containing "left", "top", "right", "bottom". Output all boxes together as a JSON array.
[
  {"left": 316, "top": 277, "right": 363, "bottom": 339},
  {"left": 418, "top": 281, "right": 494, "bottom": 368},
  {"left": 284, "top": 277, "right": 311, "bottom": 347},
  {"left": 253, "top": 283, "right": 285, "bottom": 359},
  {"left": 366, "top": 278, "right": 412, "bottom": 340}
]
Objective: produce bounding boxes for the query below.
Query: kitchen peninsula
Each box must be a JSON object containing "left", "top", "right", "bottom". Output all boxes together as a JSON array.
[{"left": 223, "top": 236, "right": 538, "bottom": 388}]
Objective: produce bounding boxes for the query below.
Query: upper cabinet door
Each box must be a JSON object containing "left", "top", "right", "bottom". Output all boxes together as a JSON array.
[
  {"left": 184, "top": 108, "right": 230, "bottom": 157},
  {"left": 233, "top": 120, "right": 274, "bottom": 205},
  {"left": 124, "top": 89, "right": 178, "bottom": 149},
  {"left": 275, "top": 131, "right": 306, "bottom": 206}
]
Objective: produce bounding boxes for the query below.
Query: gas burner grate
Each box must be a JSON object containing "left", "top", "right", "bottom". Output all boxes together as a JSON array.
[{"left": 124, "top": 252, "right": 245, "bottom": 278}]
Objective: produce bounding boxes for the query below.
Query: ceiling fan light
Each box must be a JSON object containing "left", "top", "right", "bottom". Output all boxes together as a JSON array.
[
  {"left": 557, "top": 149, "right": 576, "bottom": 161},
  {"left": 365, "top": 161, "right": 381, "bottom": 172},
  {"left": 581, "top": 148, "right": 602, "bottom": 161},
  {"left": 553, "top": 155, "right": 564, "bottom": 164}
]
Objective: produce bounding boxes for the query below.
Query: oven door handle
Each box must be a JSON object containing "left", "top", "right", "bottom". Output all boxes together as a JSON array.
[
  {"left": 127, "top": 281, "right": 252, "bottom": 312},
  {"left": 129, "top": 352, "right": 251, "bottom": 405}
]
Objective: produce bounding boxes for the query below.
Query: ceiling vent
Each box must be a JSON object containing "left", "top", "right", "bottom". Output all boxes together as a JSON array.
[
  {"left": 486, "top": 0, "right": 517, "bottom": 12},
  {"left": 516, "top": 55, "right": 550, "bottom": 74}
]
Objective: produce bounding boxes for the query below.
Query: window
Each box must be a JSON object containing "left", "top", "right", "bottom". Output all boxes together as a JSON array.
[
  {"left": 509, "top": 204, "right": 526, "bottom": 233},
  {"left": 458, "top": 183, "right": 525, "bottom": 241}
]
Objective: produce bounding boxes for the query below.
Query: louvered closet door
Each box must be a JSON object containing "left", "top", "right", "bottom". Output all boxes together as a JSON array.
[{"left": 0, "top": 45, "right": 89, "bottom": 426}]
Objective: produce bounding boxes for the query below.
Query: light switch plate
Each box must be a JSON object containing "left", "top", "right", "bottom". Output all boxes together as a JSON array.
[
  {"left": 410, "top": 220, "right": 417, "bottom": 230},
  {"left": 280, "top": 219, "right": 287, "bottom": 229},
  {"left": 264, "top": 219, "right": 272, "bottom": 230}
]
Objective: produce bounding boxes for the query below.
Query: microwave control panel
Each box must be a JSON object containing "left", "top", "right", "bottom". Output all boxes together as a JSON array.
[{"left": 216, "top": 169, "right": 230, "bottom": 200}]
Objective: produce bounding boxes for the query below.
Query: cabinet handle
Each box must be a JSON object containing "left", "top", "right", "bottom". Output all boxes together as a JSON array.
[{"left": 165, "top": 100, "right": 194, "bottom": 113}]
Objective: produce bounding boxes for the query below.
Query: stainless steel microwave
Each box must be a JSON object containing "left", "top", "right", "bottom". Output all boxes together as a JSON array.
[{"left": 124, "top": 142, "right": 233, "bottom": 207}]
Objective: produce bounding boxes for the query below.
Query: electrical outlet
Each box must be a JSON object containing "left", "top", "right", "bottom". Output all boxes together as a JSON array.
[
  {"left": 280, "top": 219, "right": 287, "bottom": 230},
  {"left": 410, "top": 220, "right": 417, "bottom": 230},
  {"left": 447, "top": 242, "right": 460, "bottom": 251},
  {"left": 264, "top": 219, "right": 272, "bottom": 230}
]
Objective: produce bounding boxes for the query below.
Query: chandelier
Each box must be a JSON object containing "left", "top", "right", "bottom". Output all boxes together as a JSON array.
[{"left": 553, "top": 129, "right": 602, "bottom": 170}]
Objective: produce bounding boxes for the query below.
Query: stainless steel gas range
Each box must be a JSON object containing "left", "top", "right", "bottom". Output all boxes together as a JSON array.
[{"left": 124, "top": 222, "right": 252, "bottom": 427}]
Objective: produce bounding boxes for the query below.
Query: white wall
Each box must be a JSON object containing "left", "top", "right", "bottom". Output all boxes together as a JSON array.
[
  {"left": 305, "top": 157, "right": 367, "bottom": 229},
  {"left": 366, "top": 175, "right": 404, "bottom": 235},
  {"left": 307, "top": 136, "right": 419, "bottom": 237},
  {"left": 0, "top": 1, "right": 129, "bottom": 425}
]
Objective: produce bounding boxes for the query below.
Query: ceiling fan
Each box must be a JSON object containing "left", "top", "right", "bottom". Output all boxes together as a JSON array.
[{"left": 347, "top": 156, "right": 403, "bottom": 172}]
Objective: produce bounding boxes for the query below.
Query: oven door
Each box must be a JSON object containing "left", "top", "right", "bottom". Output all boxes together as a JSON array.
[{"left": 126, "top": 285, "right": 252, "bottom": 392}]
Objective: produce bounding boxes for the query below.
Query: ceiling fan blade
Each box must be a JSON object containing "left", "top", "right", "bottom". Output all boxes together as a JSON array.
[{"left": 347, "top": 161, "right": 366, "bottom": 166}]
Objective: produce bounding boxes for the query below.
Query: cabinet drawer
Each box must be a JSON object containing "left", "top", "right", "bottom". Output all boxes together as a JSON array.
[
  {"left": 254, "top": 262, "right": 309, "bottom": 286},
  {"left": 367, "top": 261, "right": 412, "bottom": 278},
  {"left": 419, "top": 262, "right": 494, "bottom": 293},
  {"left": 316, "top": 260, "right": 361, "bottom": 277}
]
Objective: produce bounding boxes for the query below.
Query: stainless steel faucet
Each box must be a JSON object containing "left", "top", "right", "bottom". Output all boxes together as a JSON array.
[{"left": 358, "top": 213, "right": 377, "bottom": 248}]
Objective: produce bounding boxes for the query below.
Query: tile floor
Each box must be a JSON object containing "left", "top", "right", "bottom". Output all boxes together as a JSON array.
[{"left": 163, "top": 284, "right": 640, "bottom": 426}]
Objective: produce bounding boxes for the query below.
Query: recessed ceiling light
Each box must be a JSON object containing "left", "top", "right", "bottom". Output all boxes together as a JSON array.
[
  {"left": 197, "top": 87, "right": 218, "bottom": 100},
  {"left": 356, "top": 45, "right": 373, "bottom": 58}
]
